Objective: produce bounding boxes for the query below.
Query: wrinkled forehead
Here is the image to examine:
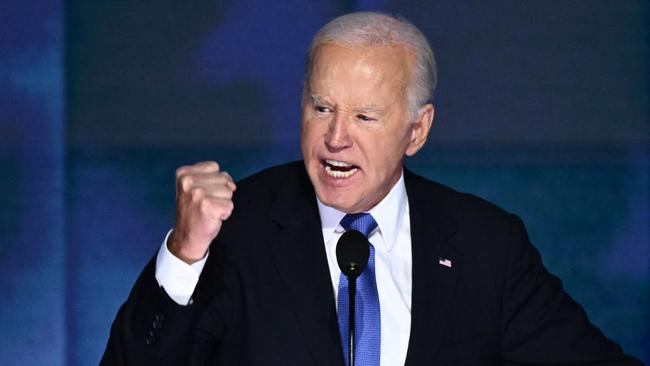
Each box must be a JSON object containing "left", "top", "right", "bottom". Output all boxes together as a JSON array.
[{"left": 305, "top": 43, "right": 413, "bottom": 100}]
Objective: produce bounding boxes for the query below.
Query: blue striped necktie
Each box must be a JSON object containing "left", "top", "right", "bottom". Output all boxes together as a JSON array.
[{"left": 337, "top": 213, "right": 381, "bottom": 366}]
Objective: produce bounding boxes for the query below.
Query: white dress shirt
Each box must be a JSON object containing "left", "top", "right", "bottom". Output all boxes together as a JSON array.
[
  {"left": 155, "top": 230, "right": 208, "bottom": 305},
  {"left": 318, "top": 172, "right": 412, "bottom": 366},
  {"left": 155, "top": 172, "right": 412, "bottom": 365}
]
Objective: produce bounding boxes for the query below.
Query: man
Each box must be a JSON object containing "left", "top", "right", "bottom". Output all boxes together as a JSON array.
[{"left": 102, "top": 12, "right": 642, "bottom": 365}]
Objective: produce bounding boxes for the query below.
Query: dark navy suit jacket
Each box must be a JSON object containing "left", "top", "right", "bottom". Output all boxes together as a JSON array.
[{"left": 102, "top": 161, "right": 642, "bottom": 365}]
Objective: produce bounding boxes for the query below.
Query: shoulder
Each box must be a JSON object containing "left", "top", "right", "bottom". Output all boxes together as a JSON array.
[
  {"left": 404, "top": 167, "right": 533, "bottom": 288},
  {"left": 404, "top": 168, "right": 513, "bottom": 228},
  {"left": 231, "top": 160, "right": 309, "bottom": 208},
  {"left": 404, "top": 167, "right": 526, "bottom": 266}
]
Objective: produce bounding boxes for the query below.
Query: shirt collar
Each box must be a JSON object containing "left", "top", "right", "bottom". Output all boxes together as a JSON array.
[{"left": 317, "top": 170, "right": 407, "bottom": 252}]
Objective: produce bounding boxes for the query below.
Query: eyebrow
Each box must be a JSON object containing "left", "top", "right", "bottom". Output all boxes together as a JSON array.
[
  {"left": 310, "top": 95, "right": 331, "bottom": 106},
  {"left": 310, "top": 95, "right": 384, "bottom": 114},
  {"left": 353, "top": 105, "right": 384, "bottom": 114}
]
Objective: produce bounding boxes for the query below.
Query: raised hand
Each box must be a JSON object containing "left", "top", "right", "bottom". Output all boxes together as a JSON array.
[{"left": 167, "top": 161, "right": 236, "bottom": 264}]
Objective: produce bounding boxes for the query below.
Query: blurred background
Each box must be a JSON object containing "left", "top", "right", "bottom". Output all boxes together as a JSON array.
[{"left": 0, "top": 0, "right": 647, "bottom": 364}]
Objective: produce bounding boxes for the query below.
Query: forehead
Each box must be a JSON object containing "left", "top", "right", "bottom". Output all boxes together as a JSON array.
[{"left": 307, "top": 43, "right": 413, "bottom": 104}]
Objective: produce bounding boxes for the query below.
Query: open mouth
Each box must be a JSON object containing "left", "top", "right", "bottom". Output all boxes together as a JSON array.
[{"left": 322, "top": 159, "right": 359, "bottom": 178}]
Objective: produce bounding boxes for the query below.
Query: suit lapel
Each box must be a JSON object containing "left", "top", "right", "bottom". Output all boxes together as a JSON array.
[
  {"left": 404, "top": 169, "right": 461, "bottom": 365},
  {"left": 266, "top": 167, "right": 343, "bottom": 366}
]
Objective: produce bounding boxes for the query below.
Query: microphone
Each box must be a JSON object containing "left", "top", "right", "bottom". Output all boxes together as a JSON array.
[
  {"left": 336, "top": 230, "right": 370, "bottom": 366},
  {"left": 337, "top": 230, "right": 370, "bottom": 278}
]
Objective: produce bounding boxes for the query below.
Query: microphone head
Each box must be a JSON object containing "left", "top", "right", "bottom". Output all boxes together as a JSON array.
[{"left": 336, "top": 230, "right": 370, "bottom": 279}]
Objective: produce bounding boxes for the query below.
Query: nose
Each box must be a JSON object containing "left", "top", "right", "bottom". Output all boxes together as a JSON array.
[{"left": 325, "top": 113, "right": 352, "bottom": 150}]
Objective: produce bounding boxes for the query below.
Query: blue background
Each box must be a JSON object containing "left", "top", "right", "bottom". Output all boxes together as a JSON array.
[{"left": 0, "top": 1, "right": 647, "bottom": 364}]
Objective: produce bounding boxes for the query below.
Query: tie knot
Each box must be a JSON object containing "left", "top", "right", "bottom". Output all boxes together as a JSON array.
[{"left": 340, "top": 213, "right": 377, "bottom": 238}]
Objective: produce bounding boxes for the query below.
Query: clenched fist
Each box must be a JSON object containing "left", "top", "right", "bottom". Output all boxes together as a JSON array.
[{"left": 168, "top": 161, "right": 236, "bottom": 264}]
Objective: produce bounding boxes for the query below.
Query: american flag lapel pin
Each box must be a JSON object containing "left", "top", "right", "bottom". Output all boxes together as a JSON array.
[{"left": 438, "top": 258, "right": 452, "bottom": 268}]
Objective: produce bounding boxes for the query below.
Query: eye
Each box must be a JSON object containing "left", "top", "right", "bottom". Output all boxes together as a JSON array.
[
  {"left": 356, "top": 114, "right": 375, "bottom": 122},
  {"left": 314, "top": 105, "right": 333, "bottom": 114}
]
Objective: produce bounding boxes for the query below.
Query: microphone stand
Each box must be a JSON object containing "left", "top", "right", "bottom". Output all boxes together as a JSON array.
[
  {"left": 336, "top": 230, "right": 369, "bottom": 366},
  {"left": 348, "top": 277, "right": 356, "bottom": 366}
]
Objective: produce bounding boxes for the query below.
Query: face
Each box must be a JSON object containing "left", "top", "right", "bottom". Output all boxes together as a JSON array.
[{"left": 301, "top": 43, "right": 434, "bottom": 213}]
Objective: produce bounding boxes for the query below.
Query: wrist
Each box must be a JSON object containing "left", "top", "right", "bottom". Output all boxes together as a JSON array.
[{"left": 167, "top": 230, "right": 208, "bottom": 264}]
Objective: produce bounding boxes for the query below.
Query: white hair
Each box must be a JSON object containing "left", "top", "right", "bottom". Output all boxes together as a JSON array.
[{"left": 304, "top": 12, "right": 437, "bottom": 120}]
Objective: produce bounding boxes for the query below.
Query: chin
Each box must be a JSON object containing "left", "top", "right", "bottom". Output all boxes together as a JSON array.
[
  {"left": 315, "top": 189, "right": 357, "bottom": 212},
  {"left": 320, "top": 189, "right": 375, "bottom": 214}
]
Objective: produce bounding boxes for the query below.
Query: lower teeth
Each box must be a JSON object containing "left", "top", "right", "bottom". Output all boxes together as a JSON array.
[{"left": 325, "top": 165, "right": 357, "bottom": 178}]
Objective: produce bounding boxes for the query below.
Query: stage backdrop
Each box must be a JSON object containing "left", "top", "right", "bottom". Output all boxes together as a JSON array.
[{"left": 0, "top": 1, "right": 648, "bottom": 365}]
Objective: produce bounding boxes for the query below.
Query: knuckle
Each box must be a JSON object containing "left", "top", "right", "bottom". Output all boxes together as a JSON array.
[
  {"left": 222, "top": 172, "right": 234, "bottom": 183},
  {"left": 197, "top": 161, "right": 219, "bottom": 172},
  {"left": 175, "top": 166, "right": 188, "bottom": 178},
  {"left": 221, "top": 172, "right": 235, "bottom": 184},
  {"left": 190, "top": 186, "right": 204, "bottom": 200},
  {"left": 207, "top": 161, "right": 220, "bottom": 171},
  {"left": 214, "top": 174, "right": 227, "bottom": 184},
  {"left": 179, "top": 175, "right": 194, "bottom": 191},
  {"left": 223, "top": 201, "right": 235, "bottom": 218},
  {"left": 199, "top": 198, "right": 213, "bottom": 213}
]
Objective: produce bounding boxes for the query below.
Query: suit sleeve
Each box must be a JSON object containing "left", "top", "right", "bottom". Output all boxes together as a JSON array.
[
  {"left": 180, "top": 252, "right": 245, "bottom": 365},
  {"left": 101, "top": 247, "right": 243, "bottom": 366},
  {"left": 501, "top": 215, "right": 643, "bottom": 365},
  {"left": 100, "top": 257, "right": 197, "bottom": 366}
]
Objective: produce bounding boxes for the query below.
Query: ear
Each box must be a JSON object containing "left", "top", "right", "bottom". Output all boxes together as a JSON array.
[{"left": 405, "top": 103, "right": 435, "bottom": 156}]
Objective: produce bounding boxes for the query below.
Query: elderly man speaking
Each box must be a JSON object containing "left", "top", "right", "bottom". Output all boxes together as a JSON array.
[{"left": 102, "top": 12, "right": 642, "bottom": 366}]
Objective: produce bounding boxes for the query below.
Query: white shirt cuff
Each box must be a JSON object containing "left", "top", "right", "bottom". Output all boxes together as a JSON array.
[{"left": 155, "top": 229, "right": 209, "bottom": 305}]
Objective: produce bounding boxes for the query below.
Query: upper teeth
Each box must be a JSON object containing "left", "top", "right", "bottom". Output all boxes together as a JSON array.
[
  {"left": 326, "top": 160, "right": 352, "bottom": 167},
  {"left": 324, "top": 159, "right": 358, "bottom": 178}
]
